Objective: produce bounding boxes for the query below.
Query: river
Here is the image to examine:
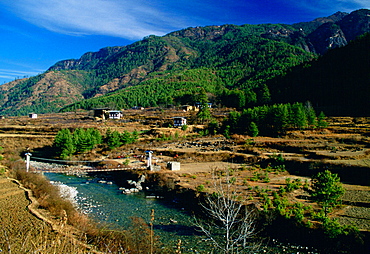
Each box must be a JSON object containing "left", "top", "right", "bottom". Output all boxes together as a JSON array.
[{"left": 45, "top": 172, "right": 320, "bottom": 253}]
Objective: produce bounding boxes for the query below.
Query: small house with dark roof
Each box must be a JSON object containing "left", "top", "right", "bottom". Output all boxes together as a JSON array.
[
  {"left": 108, "top": 110, "right": 123, "bottom": 119},
  {"left": 29, "top": 113, "right": 37, "bottom": 119},
  {"left": 173, "top": 117, "right": 187, "bottom": 127},
  {"left": 93, "top": 108, "right": 110, "bottom": 119}
]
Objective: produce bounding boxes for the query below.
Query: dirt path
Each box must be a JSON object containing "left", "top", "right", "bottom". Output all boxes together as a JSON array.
[
  {"left": 0, "top": 175, "right": 100, "bottom": 253},
  {"left": 0, "top": 176, "right": 49, "bottom": 252}
]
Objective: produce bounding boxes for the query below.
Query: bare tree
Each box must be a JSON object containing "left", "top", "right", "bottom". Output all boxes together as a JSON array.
[{"left": 194, "top": 168, "right": 259, "bottom": 254}]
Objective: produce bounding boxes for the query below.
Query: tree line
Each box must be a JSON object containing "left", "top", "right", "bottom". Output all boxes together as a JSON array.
[
  {"left": 220, "top": 102, "right": 327, "bottom": 137},
  {"left": 53, "top": 128, "right": 138, "bottom": 159}
]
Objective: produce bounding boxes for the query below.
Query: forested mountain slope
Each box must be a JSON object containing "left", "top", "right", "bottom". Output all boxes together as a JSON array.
[
  {"left": 0, "top": 9, "right": 369, "bottom": 116},
  {"left": 268, "top": 32, "right": 370, "bottom": 116}
]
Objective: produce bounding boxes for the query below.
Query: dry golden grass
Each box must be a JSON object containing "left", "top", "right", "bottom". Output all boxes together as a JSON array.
[
  {"left": 1, "top": 111, "right": 370, "bottom": 252},
  {"left": 0, "top": 169, "right": 169, "bottom": 253},
  {"left": 0, "top": 176, "right": 94, "bottom": 253}
]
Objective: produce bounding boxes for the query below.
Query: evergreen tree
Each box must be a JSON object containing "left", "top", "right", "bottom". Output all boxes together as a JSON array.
[
  {"left": 207, "top": 119, "right": 219, "bottom": 135},
  {"left": 53, "top": 129, "right": 75, "bottom": 159},
  {"left": 223, "top": 125, "right": 231, "bottom": 139},
  {"left": 245, "top": 90, "right": 257, "bottom": 106},
  {"left": 310, "top": 170, "right": 345, "bottom": 216},
  {"left": 54, "top": 129, "right": 72, "bottom": 149},
  {"left": 73, "top": 128, "right": 95, "bottom": 153},
  {"left": 121, "top": 130, "right": 139, "bottom": 144},
  {"left": 89, "top": 128, "right": 103, "bottom": 146},
  {"left": 272, "top": 104, "right": 289, "bottom": 134},
  {"left": 258, "top": 84, "right": 271, "bottom": 104},
  {"left": 196, "top": 88, "right": 212, "bottom": 124},
  {"left": 222, "top": 90, "right": 246, "bottom": 109},
  {"left": 317, "top": 111, "right": 328, "bottom": 128},
  {"left": 223, "top": 102, "right": 324, "bottom": 136},
  {"left": 105, "top": 129, "right": 122, "bottom": 149},
  {"left": 227, "top": 111, "right": 241, "bottom": 133},
  {"left": 290, "top": 102, "right": 307, "bottom": 129},
  {"left": 305, "top": 101, "right": 317, "bottom": 127},
  {"left": 60, "top": 138, "right": 76, "bottom": 159},
  {"left": 248, "top": 121, "right": 259, "bottom": 137}
]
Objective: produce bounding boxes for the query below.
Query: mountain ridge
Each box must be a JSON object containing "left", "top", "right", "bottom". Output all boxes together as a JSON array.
[{"left": 0, "top": 9, "right": 369, "bottom": 116}]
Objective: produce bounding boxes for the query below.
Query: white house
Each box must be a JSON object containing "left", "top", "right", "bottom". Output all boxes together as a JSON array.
[
  {"left": 173, "top": 117, "right": 187, "bottom": 127},
  {"left": 29, "top": 113, "right": 37, "bottom": 119},
  {"left": 108, "top": 110, "right": 123, "bottom": 119}
]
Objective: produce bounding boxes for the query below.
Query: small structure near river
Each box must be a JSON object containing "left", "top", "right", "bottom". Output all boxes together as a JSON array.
[{"left": 167, "top": 161, "right": 180, "bottom": 171}]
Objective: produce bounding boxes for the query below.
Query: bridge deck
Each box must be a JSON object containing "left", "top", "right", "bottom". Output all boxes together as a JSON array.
[
  {"left": 30, "top": 160, "right": 147, "bottom": 173},
  {"left": 31, "top": 167, "right": 147, "bottom": 173}
]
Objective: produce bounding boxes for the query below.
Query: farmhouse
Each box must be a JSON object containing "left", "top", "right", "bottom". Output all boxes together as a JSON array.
[
  {"left": 195, "top": 102, "right": 212, "bottom": 109},
  {"left": 173, "top": 117, "right": 187, "bottom": 127},
  {"left": 108, "top": 110, "right": 123, "bottom": 119},
  {"left": 182, "top": 105, "right": 198, "bottom": 112},
  {"left": 29, "top": 113, "right": 37, "bottom": 119},
  {"left": 93, "top": 108, "right": 110, "bottom": 119}
]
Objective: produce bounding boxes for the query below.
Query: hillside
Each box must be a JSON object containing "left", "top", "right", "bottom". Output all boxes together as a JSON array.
[
  {"left": 0, "top": 9, "right": 369, "bottom": 116},
  {"left": 268, "top": 32, "right": 370, "bottom": 116}
]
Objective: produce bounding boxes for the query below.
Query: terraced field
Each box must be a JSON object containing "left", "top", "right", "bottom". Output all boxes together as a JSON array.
[
  {"left": 0, "top": 176, "right": 91, "bottom": 253},
  {"left": 0, "top": 110, "right": 369, "bottom": 252}
]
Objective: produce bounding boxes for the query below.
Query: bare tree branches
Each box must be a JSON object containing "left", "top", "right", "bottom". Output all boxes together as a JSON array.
[{"left": 194, "top": 168, "right": 259, "bottom": 254}]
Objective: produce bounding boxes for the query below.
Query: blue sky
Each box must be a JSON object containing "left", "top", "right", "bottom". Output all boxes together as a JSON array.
[{"left": 0, "top": 0, "right": 369, "bottom": 84}]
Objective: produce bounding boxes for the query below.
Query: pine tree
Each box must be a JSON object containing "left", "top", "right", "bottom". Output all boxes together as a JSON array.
[
  {"left": 272, "top": 104, "right": 289, "bottom": 134},
  {"left": 207, "top": 119, "right": 219, "bottom": 135},
  {"left": 89, "top": 128, "right": 103, "bottom": 146},
  {"left": 60, "top": 138, "right": 76, "bottom": 159},
  {"left": 54, "top": 129, "right": 75, "bottom": 159},
  {"left": 105, "top": 129, "right": 122, "bottom": 149},
  {"left": 259, "top": 84, "right": 271, "bottom": 104},
  {"left": 290, "top": 102, "right": 307, "bottom": 129},
  {"left": 305, "top": 101, "right": 317, "bottom": 127},
  {"left": 245, "top": 90, "right": 257, "bottom": 106},
  {"left": 73, "top": 128, "right": 94, "bottom": 153},
  {"left": 248, "top": 121, "right": 259, "bottom": 137},
  {"left": 196, "top": 88, "right": 212, "bottom": 124},
  {"left": 310, "top": 170, "right": 345, "bottom": 216},
  {"left": 121, "top": 130, "right": 138, "bottom": 144},
  {"left": 317, "top": 111, "right": 328, "bottom": 128}
]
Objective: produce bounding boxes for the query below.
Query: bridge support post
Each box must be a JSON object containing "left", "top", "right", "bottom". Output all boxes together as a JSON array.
[
  {"left": 146, "top": 151, "right": 153, "bottom": 170},
  {"left": 25, "top": 152, "right": 32, "bottom": 172}
]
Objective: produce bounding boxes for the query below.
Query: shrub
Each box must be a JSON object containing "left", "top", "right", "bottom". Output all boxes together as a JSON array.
[
  {"left": 196, "top": 184, "right": 205, "bottom": 192},
  {"left": 310, "top": 170, "right": 345, "bottom": 216},
  {"left": 229, "top": 177, "right": 236, "bottom": 184},
  {"left": 14, "top": 169, "right": 76, "bottom": 219},
  {"left": 285, "top": 178, "right": 302, "bottom": 192}
]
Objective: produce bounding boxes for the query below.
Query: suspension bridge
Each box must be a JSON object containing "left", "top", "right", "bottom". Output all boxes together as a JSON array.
[{"left": 28, "top": 156, "right": 147, "bottom": 174}]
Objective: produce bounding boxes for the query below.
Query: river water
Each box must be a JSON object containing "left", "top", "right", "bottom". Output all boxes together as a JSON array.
[{"left": 45, "top": 172, "right": 319, "bottom": 253}]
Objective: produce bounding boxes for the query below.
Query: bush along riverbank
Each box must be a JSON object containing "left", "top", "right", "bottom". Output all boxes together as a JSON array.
[{"left": 131, "top": 169, "right": 369, "bottom": 254}]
